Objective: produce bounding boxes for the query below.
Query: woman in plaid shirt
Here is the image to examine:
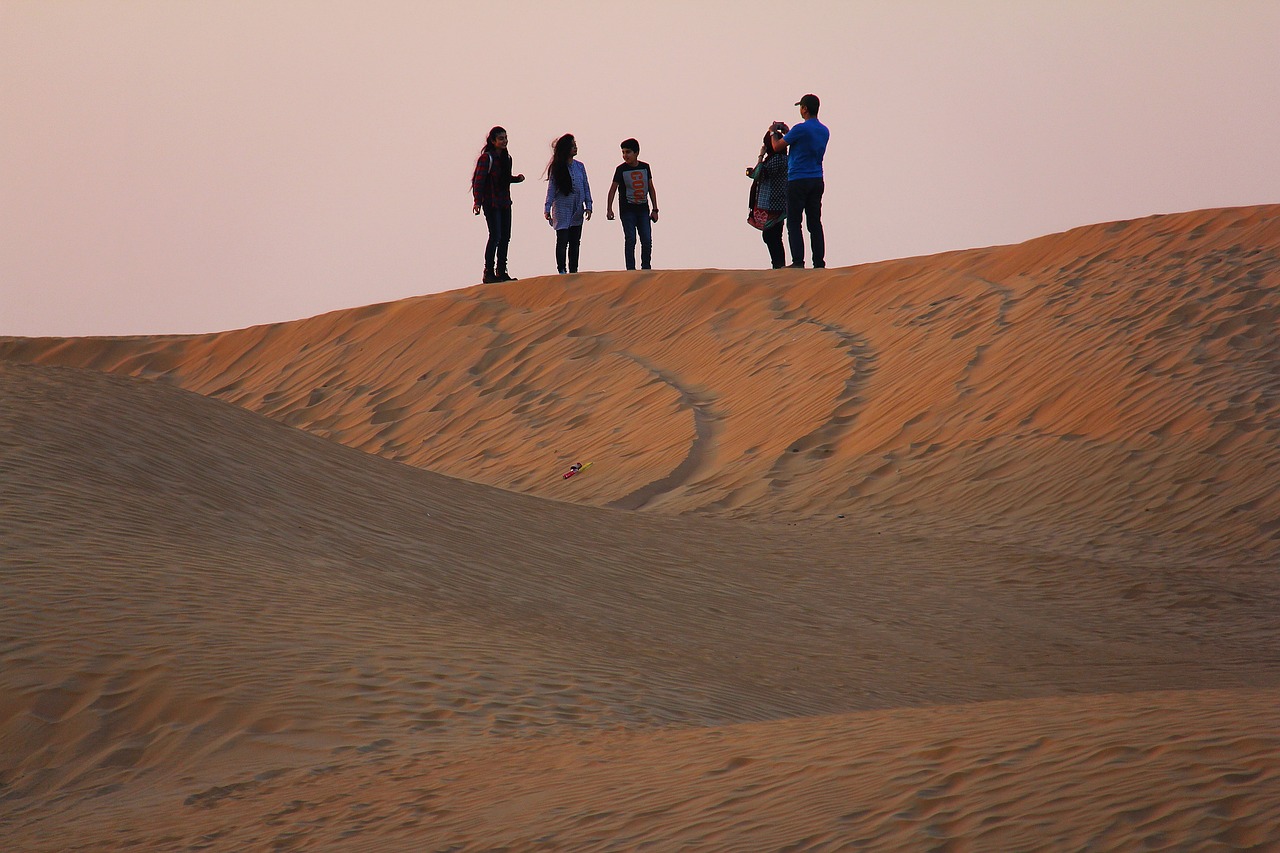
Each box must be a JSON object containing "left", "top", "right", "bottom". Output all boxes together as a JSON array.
[
  {"left": 471, "top": 126, "right": 525, "bottom": 283},
  {"left": 543, "top": 133, "right": 593, "bottom": 274}
]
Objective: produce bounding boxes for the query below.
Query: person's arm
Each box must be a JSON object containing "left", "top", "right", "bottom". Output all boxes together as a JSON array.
[
  {"left": 648, "top": 177, "right": 659, "bottom": 222},
  {"left": 582, "top": 165, "right": 593, "bottom": 221},
  {"left": 471, "top": 153, "right": 489, "bottom": 214},
  {"left": 545, "top": 177, "right": 555, "bottom": 221},
  {"left": 607, "top": 181, "right": 619, "bottom": 220},
  {"left": 770, "top": 120, "right": 794, "bottom": 153},
  {"left": 748, "top": 145, "right": 767, "bottom": 175}
]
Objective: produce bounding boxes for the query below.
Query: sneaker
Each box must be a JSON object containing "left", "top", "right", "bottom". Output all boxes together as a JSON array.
[
  {"left": 786, "top": 262, "right": 805, "bottom": 269},
  {"left": 497, "top": 272, "right": 518, "bottom": 282}
]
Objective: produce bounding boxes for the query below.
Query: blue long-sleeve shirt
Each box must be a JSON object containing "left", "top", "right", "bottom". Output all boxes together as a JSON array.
[{"left": 545, "top": 160, "right": 592, "bottom": 229}]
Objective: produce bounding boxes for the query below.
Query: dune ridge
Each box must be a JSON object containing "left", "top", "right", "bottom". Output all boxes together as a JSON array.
[
  {"left": 3, "top": 205, "right": 1280, "bottom": 849},
  {"left": 4, "top": 205, "right": 1279, "bottom": 570}
]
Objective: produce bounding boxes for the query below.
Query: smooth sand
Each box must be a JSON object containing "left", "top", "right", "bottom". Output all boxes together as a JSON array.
[{"left": 3, "top": 205, "right": 1279, "bottom": 850}]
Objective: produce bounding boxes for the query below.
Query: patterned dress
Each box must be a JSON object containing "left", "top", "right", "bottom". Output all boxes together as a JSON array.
[{"left": 755, "top": 152, "right": 789, "bottom": 212}]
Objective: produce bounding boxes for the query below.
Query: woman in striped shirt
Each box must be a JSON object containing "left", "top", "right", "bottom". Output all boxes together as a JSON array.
[{"left": 543, "top": 134, "right": 593, "bottom": 274}]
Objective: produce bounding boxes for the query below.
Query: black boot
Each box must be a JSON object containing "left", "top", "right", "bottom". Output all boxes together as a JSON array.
[{"left": 482, "top": 268, "right": 500, "bottom": 284}]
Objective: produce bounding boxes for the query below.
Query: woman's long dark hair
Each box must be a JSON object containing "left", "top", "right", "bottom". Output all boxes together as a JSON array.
[
  {"left": 545, "top": 133, "right": 576, "bottom": 196},
  {"left": 480, "top": 126, "right": 507, "bottom": 160}
]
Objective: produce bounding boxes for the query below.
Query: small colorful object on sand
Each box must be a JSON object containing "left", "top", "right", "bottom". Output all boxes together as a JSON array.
[{"left": 562, "top": 461, "right": 592, "bottom": 480}]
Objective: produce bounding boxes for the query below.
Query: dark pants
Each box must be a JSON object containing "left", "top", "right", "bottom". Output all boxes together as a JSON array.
[
  {"left": 483, "top": 204, "right": 512, "bottom": 274},
  {"left": 762, "top": 219, "right": 787, "bottom": 268},
  {"left": 555, "top": 225, "right": 583, "bottom": 273},
  {"left": 619, "top": 206, "right": 653, "bottom": 270},
  {"left": 786, "top": 178, "right": 825, "bottom": 268}
]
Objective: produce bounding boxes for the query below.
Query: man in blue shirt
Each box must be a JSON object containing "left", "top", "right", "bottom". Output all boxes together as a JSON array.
[{"left": 771, "top": 93, "right": 830, "bottom": 268}]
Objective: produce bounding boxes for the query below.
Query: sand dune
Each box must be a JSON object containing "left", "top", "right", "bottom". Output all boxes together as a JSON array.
[
  {"left": 3, "top": 206, "right": 1280, "bottom": 849},
  {"left": 5, "top": 205, "right": 1279, "bottom": 571}
]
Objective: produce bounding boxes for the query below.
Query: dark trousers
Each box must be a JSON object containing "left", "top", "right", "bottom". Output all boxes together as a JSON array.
[
  {"left": 619, "top": 206, "right": 653, "bottom": 270},
  {"left": 483, "top": 205, "right": 512, "bottom": 274},
  {"left": 786, "top": 178, "right": 825, "bottom": 268},
  {"left": 762, "top": 220, "right": 787, "bottom": 268},
  {"left": 555, "top": 224, "right": 583, "bottom": 273}
]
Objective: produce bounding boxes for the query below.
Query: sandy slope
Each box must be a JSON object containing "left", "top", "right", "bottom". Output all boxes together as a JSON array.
[
  {"left": 4, "top": 363, "right": 1279, "bottom": 850},
  {"left": 3, "top": 205, "right": 1280, "bottom": 849},
  {"left": 5, "top": 206, "right": 1279, "bottom": 571}
]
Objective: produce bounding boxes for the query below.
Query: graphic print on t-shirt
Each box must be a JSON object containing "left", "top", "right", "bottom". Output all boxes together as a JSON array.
[{"left": 613, "top": 162, "right": 652, "bottom": 207}]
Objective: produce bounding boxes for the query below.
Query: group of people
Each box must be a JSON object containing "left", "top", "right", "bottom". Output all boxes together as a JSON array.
[{"left": 470, "top": 93, "right": 829, "bottom": 282}]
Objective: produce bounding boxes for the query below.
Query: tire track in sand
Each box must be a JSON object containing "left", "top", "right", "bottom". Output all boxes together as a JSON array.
[
  {"left": 605, "top": 350, "right": 720, "bottom": 511},
  {"left": 761, "top": 297, "right": 880, "bottom": 490}
]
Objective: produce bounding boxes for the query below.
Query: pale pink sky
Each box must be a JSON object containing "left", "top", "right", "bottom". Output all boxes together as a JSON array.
[{"left": 3, "top": 1, "right": 1278, "bottom": 337}]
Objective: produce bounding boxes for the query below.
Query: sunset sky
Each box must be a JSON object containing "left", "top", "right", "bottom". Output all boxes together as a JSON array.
[{"left": 4, "top": 0, "right": 1278, "bottom": 337}]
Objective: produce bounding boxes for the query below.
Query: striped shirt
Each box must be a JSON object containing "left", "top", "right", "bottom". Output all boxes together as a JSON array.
[{"left": 544, "top": 160, "right": 593, "bottom": 230}]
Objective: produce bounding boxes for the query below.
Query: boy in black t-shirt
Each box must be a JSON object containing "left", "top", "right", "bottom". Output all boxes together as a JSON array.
[{"left": 605, "top": 138, "right": 659, "bottom": 270}]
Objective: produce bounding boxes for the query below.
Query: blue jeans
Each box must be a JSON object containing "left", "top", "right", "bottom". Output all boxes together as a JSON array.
[
  {"left": 482, "top": 204, "right": 512, "bottom": 274},
  {"left": 619, "top": 206, "right": 652, "bottom": 270},
  {"left": 786, "top": 178, "right": 825, "bottom": 268}
]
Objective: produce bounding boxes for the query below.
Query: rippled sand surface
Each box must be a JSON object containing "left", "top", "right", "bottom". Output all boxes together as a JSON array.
[{"left": 3, "top": 205, "right": 1279, "bottom": 850}]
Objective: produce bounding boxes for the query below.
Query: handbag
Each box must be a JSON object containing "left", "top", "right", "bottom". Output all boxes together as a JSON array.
[
  {"left": 748, "top": 207, "right": 785, "bottom": 230},
  {"left": 746, "top": 161, "right": 785, "bottom": 230}
]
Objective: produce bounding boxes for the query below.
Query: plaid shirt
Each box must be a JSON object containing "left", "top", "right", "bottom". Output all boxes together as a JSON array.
[{"left": 472, "top": 150, "right": 519, "bottom": 208}]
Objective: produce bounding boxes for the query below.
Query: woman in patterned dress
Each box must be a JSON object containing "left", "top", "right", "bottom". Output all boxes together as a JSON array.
[{"left": 747, "top": 122, "right": 790, "bottom": 269}]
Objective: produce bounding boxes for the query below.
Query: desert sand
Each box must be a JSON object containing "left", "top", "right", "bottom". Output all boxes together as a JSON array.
[{"left": 3, "top": 204, "right": 1279, "bottom": 850}]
